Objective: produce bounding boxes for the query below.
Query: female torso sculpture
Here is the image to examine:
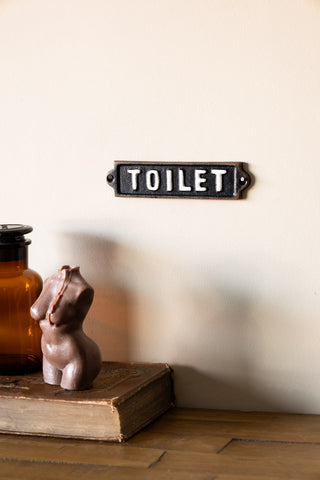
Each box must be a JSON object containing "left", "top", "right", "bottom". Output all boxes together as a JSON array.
[{"left": 31, "top": 265, "right": 101, "bottom": 390}]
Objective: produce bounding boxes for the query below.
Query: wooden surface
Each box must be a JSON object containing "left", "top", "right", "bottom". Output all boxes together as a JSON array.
[{"left": 1, "top": 408, "right": 320, "bottom": 479}]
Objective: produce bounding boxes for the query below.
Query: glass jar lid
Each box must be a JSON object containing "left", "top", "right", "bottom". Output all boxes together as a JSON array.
[{"left": 0, "top": 224, "right": 33, "bottom": 246}]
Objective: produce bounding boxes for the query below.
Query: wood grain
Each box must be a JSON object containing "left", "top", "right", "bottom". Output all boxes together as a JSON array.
[
  {"left": 0, "top": 434, "right": 164, "bottom": 468},
  {"left": 1, "top": 408, "right": 320, "bottom": 479}
]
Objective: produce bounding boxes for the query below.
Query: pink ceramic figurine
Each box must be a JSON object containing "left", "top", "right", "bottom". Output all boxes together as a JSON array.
[{"left": 30, "top": 265, "right": 101, "bottom": 390}]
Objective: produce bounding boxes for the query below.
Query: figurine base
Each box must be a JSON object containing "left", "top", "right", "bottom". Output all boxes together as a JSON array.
[{"left": 0, "top": 362, "right": 174, "bottom": 442}]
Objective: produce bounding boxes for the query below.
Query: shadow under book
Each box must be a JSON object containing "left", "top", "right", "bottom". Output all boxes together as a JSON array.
[{"left": 0, "top": 362, "right": 174, "bottom": 442}]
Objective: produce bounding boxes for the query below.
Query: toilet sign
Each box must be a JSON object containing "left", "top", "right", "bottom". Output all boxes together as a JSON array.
[{"left": 106, "top": 162, "right": 251, "bottom": 199}]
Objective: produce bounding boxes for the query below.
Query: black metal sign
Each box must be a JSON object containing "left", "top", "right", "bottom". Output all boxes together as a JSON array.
[{"left": 106, "top": 162, "right": 251, "bottom": 199}]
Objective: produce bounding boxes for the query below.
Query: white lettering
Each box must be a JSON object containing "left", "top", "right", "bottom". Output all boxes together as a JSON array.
[
  {"left": 146, "top": 170, "right": 160, "bottom": 191},
  {"left": 179, "top": 169, "right": 191, "bottom": 191},
  {"left": 128, "top": 166, "right": 229, "bottom": 194},
  {"left": 166, "top": 169, "right": 173, "bottom": 191},
  {"left": 127, "top": 169, "right": 141, "bottom": 191},
  {"left": 211, "top": 169, "right": 227, "bottom": 192},
  {"left": 195, "top": 169, "right": 207, "bottom": 192}
]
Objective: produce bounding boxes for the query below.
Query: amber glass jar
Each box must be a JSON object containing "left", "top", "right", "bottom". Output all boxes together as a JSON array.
[{"left": 0, "top": 225, "right": 42, "bottom": 374}]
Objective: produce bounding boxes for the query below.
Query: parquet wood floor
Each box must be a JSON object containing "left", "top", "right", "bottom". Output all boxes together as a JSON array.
[{"left": 1, "top": 408, "right": 320, "bottom": 479}]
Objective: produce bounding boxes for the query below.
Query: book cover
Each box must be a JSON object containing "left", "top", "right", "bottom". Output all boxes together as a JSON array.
[{"left": 0, "top": 362, "right": 174, "bottom": 441}]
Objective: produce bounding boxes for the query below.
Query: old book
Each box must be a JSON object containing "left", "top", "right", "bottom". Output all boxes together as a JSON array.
[{"left": 0, "top": 362, "right": 174, "bottom": 442}]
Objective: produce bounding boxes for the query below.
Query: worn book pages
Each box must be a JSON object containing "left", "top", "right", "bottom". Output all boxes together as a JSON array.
[{"left": 0, "top": 362, "right": 174, "bottom": 441}]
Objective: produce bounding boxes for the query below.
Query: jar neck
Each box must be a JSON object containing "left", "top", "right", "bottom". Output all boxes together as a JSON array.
[{"left": 0, "top": 246, "right": 28, "bottom": 271}]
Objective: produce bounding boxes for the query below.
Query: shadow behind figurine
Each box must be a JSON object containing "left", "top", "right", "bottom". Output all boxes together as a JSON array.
[{"left": 30, "top": 265, "right": 101, "bottom": 390}]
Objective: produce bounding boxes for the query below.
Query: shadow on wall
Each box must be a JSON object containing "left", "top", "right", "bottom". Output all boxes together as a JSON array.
[
  {"left": 173, "top": 367, "right": 286, "bottom": 412},
  {"left": 171, "top": 267, "right": 315, "bottom": 413},
  {"left": 168, "top": 282, "right": 284, "bottom": 412},
  {"left": 55, "top": 232, "right": 303, "bottom": 412},
  {"left": 56, "top": 232, "right": 132, "bottom": 362}
]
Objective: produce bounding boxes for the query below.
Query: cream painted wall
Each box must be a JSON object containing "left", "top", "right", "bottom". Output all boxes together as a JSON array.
[{"left": 1, "top": 0, "right": 320, "bottom": 412}]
